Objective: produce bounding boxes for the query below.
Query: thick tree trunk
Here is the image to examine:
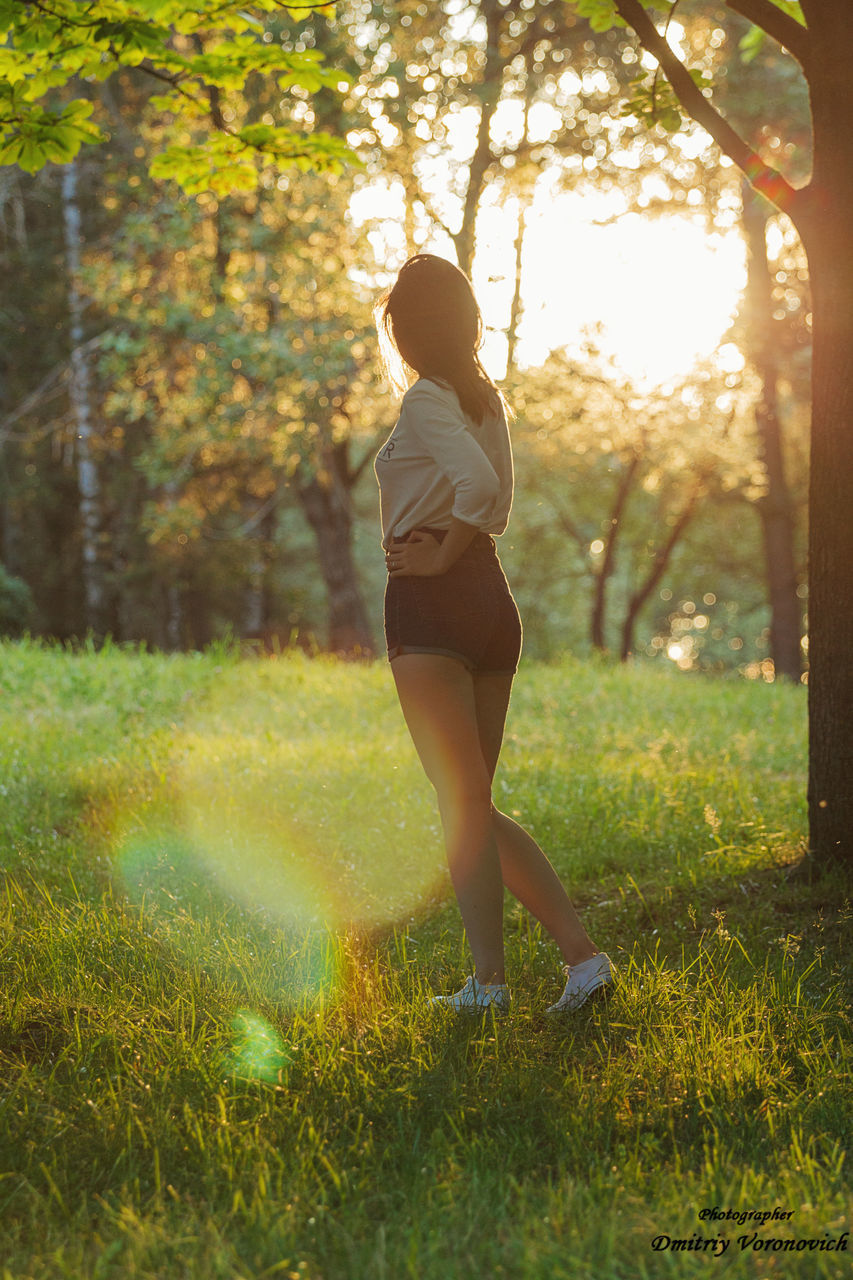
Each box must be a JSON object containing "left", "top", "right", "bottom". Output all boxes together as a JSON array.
[
  {"left": 741, "top": 183, "right": 802, "bottom": 683},
  {"left": 591, "top": 452, "right": 640, "bottom": 651},
  {"left": 801, "top": 5, "right": 853, "bottom": 867},
  {"left": 62, "top": 158, "right": 106, "bottom": 634},
  {"left": 296, "top": 446, "right": 374, "bottom": 656}
]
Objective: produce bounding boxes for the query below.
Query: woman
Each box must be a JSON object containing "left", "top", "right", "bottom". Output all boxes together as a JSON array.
[{"left": 374, "top": 253, "right": 613, "bottom": 1013}]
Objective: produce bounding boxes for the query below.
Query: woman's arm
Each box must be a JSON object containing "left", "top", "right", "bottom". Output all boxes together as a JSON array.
[{"left": 386, "top": 517, "right": 480, "bottom": 578}]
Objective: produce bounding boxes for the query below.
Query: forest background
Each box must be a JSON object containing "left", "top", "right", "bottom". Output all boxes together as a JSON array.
[{"left": 1, "top": 0, "right": 812, "bottom": 681}]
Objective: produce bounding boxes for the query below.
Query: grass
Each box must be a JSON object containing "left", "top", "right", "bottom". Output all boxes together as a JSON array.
[{"left": 0, "top": 638, "right": 850, "bottom": 1279}]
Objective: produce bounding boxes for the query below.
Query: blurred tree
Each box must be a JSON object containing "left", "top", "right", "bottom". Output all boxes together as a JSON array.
[
  {"left": 740, "top": 180, "right": 802, "bottom": 681},
  {"left": 581, "top": 16, "right": 809, "bottom": 684},
  {"left": 572, "top": 0, "right": 851, "bottom": 866},
  {"left": 88, "top": 155, "right": 383, "bottom": 652},
  {"left": 2, "top": 4, "right": 383, "bottom": 652},
  {"left": 0, "top": 159, "right": 97, "bottom": 640},
  {"left": 508, "top": 347, "right": 759, "bottom": 661}
]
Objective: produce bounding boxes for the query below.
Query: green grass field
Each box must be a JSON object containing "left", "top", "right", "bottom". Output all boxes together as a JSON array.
[{"left": 1, "top": 639, "right": 850, "bottom": 1279}]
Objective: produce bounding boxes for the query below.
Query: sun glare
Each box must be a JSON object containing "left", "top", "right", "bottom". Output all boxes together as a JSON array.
[
  {"left": 474, "top": 187, "right": 747, "bottom": 386},
  {"left": 352, "top": 178, "right": 747, "bottom": 389}
]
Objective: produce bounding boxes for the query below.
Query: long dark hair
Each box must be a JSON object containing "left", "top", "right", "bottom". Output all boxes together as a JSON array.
[{"left": 375, "top": 253, "right": 502, "bottom": 425}]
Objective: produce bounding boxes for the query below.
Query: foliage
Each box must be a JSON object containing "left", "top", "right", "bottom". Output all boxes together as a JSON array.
[
  {"left": 570, "top": 0, "right": 804, "bottom": 34},
  {"left": 81, "top": 132, "right": 384, "bottom": 644},
  {"left": 0, "top": 642, "right": 848, "bottom": 1277},
  {"left": 505, "top": 344, "right": 780, "bottom": 666},
  {"left": 570, "top": 0, "right": 805, "bottom": 138},
  {"left": 0, "top": 0, "right": 353, "bottom": 191},
  {"left": 341, "top": 0, "right": 639, "bottom": 269},
  {"left": 0, "top": 562, "right": 35, "bottom": 634},
  {"left": 0, "top": 0, "right": 815, "bottom": 670}
]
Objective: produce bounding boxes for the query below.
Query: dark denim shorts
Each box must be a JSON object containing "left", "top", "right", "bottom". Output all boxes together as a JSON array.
[{"left": 384, "top": 527, "right": 523, "bottom": 675}]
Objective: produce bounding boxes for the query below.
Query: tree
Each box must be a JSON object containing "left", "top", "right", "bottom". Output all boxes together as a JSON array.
[
  {"left": 571, "top": 0, "right": 852, "bottom": 868},
  {"left": 86, "top": 147, "right": 382, "bottom": 653},
  {"left": 339, "top": 0, "right": 638, "bottom": 361},
  {"left": 0, "top": 0, "right": 352, "bottom": 191},
  {"left": 2, "top": 2, "right": 384, "bottom": 652},
  {"left": 578, "top": 8, "right": 809, "bottom": 684},
  {"left": 508, "top": 348, "right": 759, "bottom": 663}
]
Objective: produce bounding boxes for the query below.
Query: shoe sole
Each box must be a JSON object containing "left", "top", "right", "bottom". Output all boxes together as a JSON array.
[
  {"left": 429, "top": 1001, "right": 510, "bottom": 1015},
  {"left": 546, "top": 978, "right": 612, "bottom": 1014}
]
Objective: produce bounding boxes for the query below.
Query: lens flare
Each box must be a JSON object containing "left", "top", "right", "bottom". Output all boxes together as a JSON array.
[
  {"left": 228, "top": 1010, "right": 289, "bottom": 1083},
  {"left": 109, "top": 661, "right": 445, "bottom": 1012}
]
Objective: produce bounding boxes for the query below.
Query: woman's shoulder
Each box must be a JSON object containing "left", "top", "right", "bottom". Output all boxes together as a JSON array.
[
  {"left": 403, "top": 376, "right": 457, "bottom": 403},
  {"left": 402, "top": 377, "right": 508, "bottom": 432},
  {"left": 401, "top": 377, "right": 464, "bottom": 423}
]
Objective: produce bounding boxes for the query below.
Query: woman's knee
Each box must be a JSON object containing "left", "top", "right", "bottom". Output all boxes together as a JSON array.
[{"left": 436, "top": 774, "right": 493, "bottom": 815}]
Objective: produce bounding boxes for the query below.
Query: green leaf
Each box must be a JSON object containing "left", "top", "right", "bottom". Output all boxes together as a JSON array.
[
  {"left": 739, "top": 26, "right": 766, "bottom": 63},
  {"left": 771, "top": 1, "right": 805, "bottom": 26}
]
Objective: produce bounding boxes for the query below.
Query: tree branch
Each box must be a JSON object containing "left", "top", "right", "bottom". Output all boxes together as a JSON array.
[
  {"left": 619, "top": 474, "right": 706, "bottom": 661},
  {"left": 0, "top": 331, "right": 112, "bottom": 439},
  {"left": 613, "top": 0, "right": 806, "bottom": 222},
  {"left": 416, "top": 190, "right": 458, "bottom": 246},
  {"left": 724, "top": 0, "right": 810, "bottom": 71}
]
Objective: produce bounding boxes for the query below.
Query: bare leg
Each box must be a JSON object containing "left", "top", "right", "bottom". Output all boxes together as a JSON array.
[
  {"left": 472, "top": 673, "right": 598, "bottom": 968},
  {"left": 391, "top": 653, "right": 505, "bottom": 985}
]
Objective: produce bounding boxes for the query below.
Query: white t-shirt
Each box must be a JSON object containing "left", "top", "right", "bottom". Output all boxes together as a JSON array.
[{"left": 374, "top": 377, "right": 514, "bottom": 550}]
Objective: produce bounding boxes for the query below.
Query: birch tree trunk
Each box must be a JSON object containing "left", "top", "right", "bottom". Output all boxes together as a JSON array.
[{"left": 61, "top": 158, "right": 105, "bottom": 634}]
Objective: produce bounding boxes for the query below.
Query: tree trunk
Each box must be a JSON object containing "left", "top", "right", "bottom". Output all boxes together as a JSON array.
[
  {"left": 295, "top": 445, "right": 374, "bottom": 656},
  {"left": 505, "top": 74, "right": 535, "bottom": 376},
  {"left": 591, "top": 451, "right": 640, "bottom": 651},
  {"left": 62, "top": 158, "right": 106, "bottom": 634},
  {"left": 801, "top": 4, "right": 853, "bottom": 867},
  {"left": 453, "top": 0, "right": 504, "bottom": 275},
  {"left": 243, "top": 505, "right": 277, "bottom": 637},
  {"left": 0, "top": 369, "right": 22, "bottom": 581},
  {"left": 619, "top": 479, "right": 704, "bottom": 662},
  {"left": 506, "top": 194, "right": 530, "bottom": 377},
  {"left": 740, "top": 182, "right": 802, "bottom": 683},
  {"left": 161, "top": 476, "right": 184, "bottom": 650}
]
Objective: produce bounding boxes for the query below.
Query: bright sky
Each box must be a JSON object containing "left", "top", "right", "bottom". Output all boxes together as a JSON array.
[
  {"left": 351, "top": 175, "right": 747, "bottom": 389},
  {"left": 475, "top": 182, "right": 747, "bottom": 387}
]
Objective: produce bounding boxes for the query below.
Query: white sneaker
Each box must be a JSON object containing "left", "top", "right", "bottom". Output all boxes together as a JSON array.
[
  {"left": 546, "top": 953, "right": 613, "bottom": 1013},
  {"left": 429, "top": 976, "right": 511, "bottom": 1014}
]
